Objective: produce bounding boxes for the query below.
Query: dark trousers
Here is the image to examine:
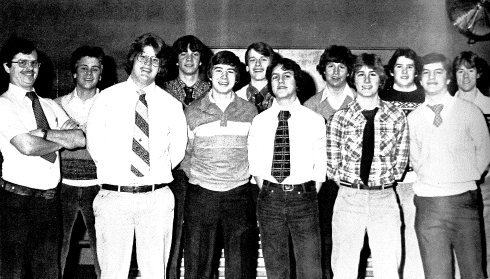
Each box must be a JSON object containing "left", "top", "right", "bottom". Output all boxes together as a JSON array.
[
  {"left": 167, "top": 169, "right": 188, "bottom": 279},
  {"left": 415, "top": 190, "right": 485, "bottom": 279},
  {"left": 183, "top": 182, "right": 258, "bottom": 279},
  {"left": 0, "top": 187, "right": 61, "bottom": 279},
  {"left": 257, "top": 183, "right": 322, "bottom": 279},
  {"left": 317, "top": 180, "right": 338, "bottom": 279},
  {"left": 60, "top": 183, "right": 100, "bottom": 278}
]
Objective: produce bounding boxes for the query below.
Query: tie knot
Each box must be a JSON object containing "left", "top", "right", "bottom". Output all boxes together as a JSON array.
[
  {"left": 26, "top": 91, "right": 37, "bottom": 101},
  {"left": 428, "top": 104, "right": 443, "bottom": 114},
  {"left": 278, "top": 110, "right": 291, "bottom": 121}
]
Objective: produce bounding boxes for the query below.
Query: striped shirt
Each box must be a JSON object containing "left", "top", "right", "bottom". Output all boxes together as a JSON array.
[{"left": 327, "top": 98, "right": 409, "bottom": 187}]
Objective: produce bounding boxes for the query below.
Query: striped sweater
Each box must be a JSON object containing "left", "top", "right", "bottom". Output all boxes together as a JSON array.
[{"left": 181, "top": 92, "right": 258, "bottom": 191}]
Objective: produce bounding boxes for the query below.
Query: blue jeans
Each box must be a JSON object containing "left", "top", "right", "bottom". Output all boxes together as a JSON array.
[
  {"left": 60, "top": 183, "right": 100, "bottom": 278},
  {"left": 183, "top": 183, "right": 258, "bottom": 279},
  {"left": 318, "top": 180, "right": 338, "bottom": 279},
  {"left": 0, "top": 187, "right": 60, "bottom": 279},
  {"left": 332, "top": 186, "right": 401, "bottom": 279},
  {"left": 414, "top": 190, "right": 484, "bottom": 279},
  {"left": 257, "top": 183, "right": 322, "bottom": 279}
]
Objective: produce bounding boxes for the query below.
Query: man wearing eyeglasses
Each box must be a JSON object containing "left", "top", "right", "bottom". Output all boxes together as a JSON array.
[
  {"left": 86, "top": 33, "right": 187, "bottom": 278},
  {"left": 55, "top": 45, "right": 105, "bottom": 278},
  {"left": 0, "top": 37, "right": 85, "bottom": 279}
]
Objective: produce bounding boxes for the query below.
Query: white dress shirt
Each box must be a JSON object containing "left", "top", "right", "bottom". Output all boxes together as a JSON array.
[
  {"left": 0, "top": 83, "right": 70, "bottom": 189},
  {"left": 248, "top": 98, "right": 327, "bottom": 184},
  {"left": 87, "top": 77, "right": 187, "bottom": 186}
]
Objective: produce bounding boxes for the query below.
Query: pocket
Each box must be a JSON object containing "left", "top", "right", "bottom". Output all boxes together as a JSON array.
[{"left": 92, "top": 189, "right": 111, "bottom": 216}]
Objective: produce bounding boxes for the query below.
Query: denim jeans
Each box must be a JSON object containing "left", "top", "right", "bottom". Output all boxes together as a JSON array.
[
  {"left": 257, "top": 183, "right": 322, "bottom": 279},
  {"left": 317, "top": 180, "right": 338, "bottom": 279},
  {"left": 60, "top": 183, "right": 100, "bottom": 278},
  {"left": 414, "top": 190, "right": 485, "bottom": 279},
  {"left": 331, "top": 186, "right": 401, "bottom": 279},
  {"left": 480, "top": 177, "right": 490, "bottom": 278},
  {"left": 0, "top": 187, "right": 61, "bottom": 279},
  {"left": 94, "top": 186, "right": 174, "bottom": 279},
  {"left": 183, "top": 183, "right": 258, "bottom": 279}
]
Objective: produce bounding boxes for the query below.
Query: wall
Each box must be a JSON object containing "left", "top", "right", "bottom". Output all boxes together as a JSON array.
[{"left": 1, "top": 0, "right": 489, "bottom": 94}]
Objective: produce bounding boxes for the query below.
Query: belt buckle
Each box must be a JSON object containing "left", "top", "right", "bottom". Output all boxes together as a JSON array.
[{"left": 282, "top": 184, "right": 294, "bottom": 192}]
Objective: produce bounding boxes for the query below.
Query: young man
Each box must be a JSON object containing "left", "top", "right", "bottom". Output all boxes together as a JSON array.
[
  {"left": 55, "top": 45, "right": 105, "bottom": 278},
  {"left": 163, "top": 35, "right": 212, "bottom": 107},
  {"left": 162, "top": 34, "right": 213, "bottom": 279},
  {"left": 0, "top": 37, "right": 85, "bottom": 279},
  {"left": 237, "top": 42, "right": 279, "bottom": 113},
  {"left": 303, "top": 45, "right": 355, "bottom": 279},
  {"left": 86, "top": 33, "right": 187, "bottom": 279},
  {"left": 408, "top": 53, "right": 490, "bottom": 279},
  {"left": 381, "top": 47, "right": 425, "bottom": 279},
  {"left": 327, "top": 53, "right": 409, "bottom": 279},
  {"left": 453, "top": 51, "right": 490, "bottom": 278},
  {"left": 182, "top": 51, "right": 258, "bottom": 279},
  {"left": 248, "top": 57, "right": 325, "bottom": 279}
]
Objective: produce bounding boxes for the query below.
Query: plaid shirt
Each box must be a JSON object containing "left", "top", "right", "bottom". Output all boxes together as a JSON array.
[
  {"left": 163, "top": 78, "right": 210, "bottom": 107},
  {"left": 327, "top": 98, "right": 409, "bottom": 187}
]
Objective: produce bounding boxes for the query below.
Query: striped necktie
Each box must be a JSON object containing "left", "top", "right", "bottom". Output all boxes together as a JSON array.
[
  {"left": 131, "top": 90, "right": 150, "bottom": 177},
  {"left": 271, "top": 110, "right": 291, "bottom": 183},
  {"left": 26, "top": 91, "right": 57, "bottom": 163}
]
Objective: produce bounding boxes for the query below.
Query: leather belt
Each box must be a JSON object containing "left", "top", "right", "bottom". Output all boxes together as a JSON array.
[
  {"left": 339, "top": 180, "right": 393, "bottom": 190},
  {"left": 0, "top": 179, "right": 57, "bottom": 199},
  {"left": 263, "top": 180, "right": 316, "bottom": 192},
  {"left": 100, "top": 183, "right": 167, "bottom": 193}
]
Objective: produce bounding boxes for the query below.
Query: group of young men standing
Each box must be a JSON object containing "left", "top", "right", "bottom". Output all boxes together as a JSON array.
[{"left": 0, "top": 32, "right": 489, "bottom": 279}]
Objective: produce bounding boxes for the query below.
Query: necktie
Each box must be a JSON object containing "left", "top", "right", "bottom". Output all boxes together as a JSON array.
[
  {"left": 26, "top": 91, "right": 57, "bottom": 163},
  {"left": 359, "top": 108, "right": 378, "bottom": 186},
  {"left": 131, "top": 90, "right": 150, "bottom": 177},
  {"left": 427, "top": 104, "right": 444, "bottom": 127},
  {"left": 271, "top": 110, "right": 291, "bottom": 183},
  {"left": 183, "top": 86, "right": 194, "bottom": 106}
]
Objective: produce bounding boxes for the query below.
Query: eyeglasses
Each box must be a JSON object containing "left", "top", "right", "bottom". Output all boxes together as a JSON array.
[
  {"left": 11, "top": 60, "right": 41, "bottom": 68},
  {"left": 137, "top": 55, "right": 160, "bottom": 67}
]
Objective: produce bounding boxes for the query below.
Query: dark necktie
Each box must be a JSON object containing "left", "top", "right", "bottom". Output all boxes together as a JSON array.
[
  {"left": 26, "top": 91, "right": 57, "bottom": 163},
  {"left": 359, "top": 108, "right": 379, "bottom": 186},
  {"left": 183, "top": 86, "right": 194, "bottom": 106},
  {"left": 271, "top": 110, "right": 291, "bottom": 183},
  {"left": 427, "top": 104, "right": 444, "bottom": 127},
  {"left": 131, "top": 90, "right": 150, "bottom": 177}
]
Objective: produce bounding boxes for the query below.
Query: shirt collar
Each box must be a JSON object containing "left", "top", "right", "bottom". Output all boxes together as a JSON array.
[
  {"left": 67, "top": 88, "right": 100, "bottom": 103},
  {"left": 424, "top": 90, "right": 453, "bottom": 107},
  {"left": 127, "top": 77, "right": 157, "bottom": 96},
  {"left": 200, "top": 90, "right": 236, "bottom": 111},
  {"left": 5, "top": 83, "right": 36, "bottom": 102},
  {"left": 320, "top": 84, "right": 355, "bottom": 102},
  {"left": 270, "top": 97, "right": 302, "bottom": 114}
]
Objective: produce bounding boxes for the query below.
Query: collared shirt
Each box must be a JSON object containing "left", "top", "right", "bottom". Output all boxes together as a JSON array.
[
  {"left": 248, "top": 98, "right": 327, "bottom": 184},
  {"left": 236, "top": 84, "right": 274, "bottom": 113},
  {"left": 163, "top": 77, "right": 210, "bottom": 106},
  {"left": 327, "top": 98, "right": 409, "bottom": 187},
  {"left": 55, "top": 88, "right": 99, "bottom": 186},
  {"left": 0, "top": 83, "right": 70, "bottom": 189},
  {"left": 304, "top": 85, "right": 355, "bottom": 121},
  {"left": 409, "top": 92, "right": 490, "bottom": 196},
  {"left": 181, "top": 91, "right": 257, "bottom": 191},
  {"left": 455, "top": 88, "right": 490, "bottom": 114},
  {"left": 87, "top": 77, "right": 187, "bottom": 186}
]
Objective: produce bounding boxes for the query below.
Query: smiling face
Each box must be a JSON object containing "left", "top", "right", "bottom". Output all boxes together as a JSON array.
[
  {"left": 246, "top": 49, "right": 271, "bottom": 82},
  {"left": 178, "top": 45, "right": 201, "bottom": 76},
  {"left": 354, "top": 66, "right": 380, "bottom": 98},
  {"left": 420, "top": 62, "right": 449, "bottom": 97},
  {"left": 3, "top": 51, "right": 39, "bottom": 91},
  {"left": 271, "top": 64, "right": 297, "bottom": 101},
  {"left": 325, "top": 62, "right": 348, "bottom": 89},
  {"left": 130, "top": 45, "right": 160, "bottom": 87},
  {"left": 392, "top": 56, "right": 416, "bottom": 89},
  {"left": 74, "top": 56, "right": 102, "bottom": 91},
  {"left": 211, "top": 64, "right": 236, "bottom": 95},
  {"left": 456, "top": 64, "right": 480, "bottom": 93}
]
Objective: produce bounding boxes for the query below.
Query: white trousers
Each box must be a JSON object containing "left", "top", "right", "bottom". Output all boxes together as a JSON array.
[{"left": 94, "top": 187, "right": 174, "bottom": 279}]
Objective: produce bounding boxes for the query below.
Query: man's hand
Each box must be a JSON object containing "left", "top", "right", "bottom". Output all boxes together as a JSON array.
[{"left": 60, "top": 119, "right": 79, "bottom": 130}]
